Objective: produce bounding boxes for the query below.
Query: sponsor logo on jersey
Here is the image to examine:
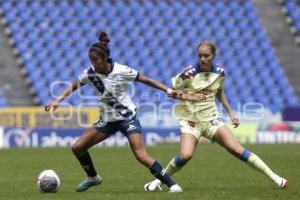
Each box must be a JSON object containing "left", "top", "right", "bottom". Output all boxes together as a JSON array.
[{"left": 204, "top": 77, "right": 211, "bottom": 84}]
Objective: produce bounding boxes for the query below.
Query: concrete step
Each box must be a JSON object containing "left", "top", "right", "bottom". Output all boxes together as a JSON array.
[
  {"left": 252, "top": 0, "right": 300, "bottom": 98},
  {"left": 0, "top": 20, "right": 35, "bottom": 106}
]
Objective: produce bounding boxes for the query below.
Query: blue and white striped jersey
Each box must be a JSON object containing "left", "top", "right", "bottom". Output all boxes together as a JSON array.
[{"left": 78, "top": 61, "right": 139, "bottom": 122}]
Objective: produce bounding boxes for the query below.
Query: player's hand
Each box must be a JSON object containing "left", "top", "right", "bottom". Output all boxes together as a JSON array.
[
  {"left": 167, "top": 89, "right": 183, "bottom": 98},
  {"left": 229, "top": 112, "right": 239, "bottom": 128},
  {"left": 45, "top": 100, "right": 60, "bottom": 112}
]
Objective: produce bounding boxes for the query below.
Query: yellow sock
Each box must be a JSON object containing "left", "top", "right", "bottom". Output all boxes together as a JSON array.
[
  {"left": 165, "top": 158, "right": 182, "bottom": 176},
  {"left": 247, "top": 153, "right": 278, "bottom": 182}
]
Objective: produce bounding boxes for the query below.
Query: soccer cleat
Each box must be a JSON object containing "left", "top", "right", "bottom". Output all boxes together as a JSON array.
[
  {"left": 144, "top": 179, "right": 162, "bottom": 191},
  {"left": 75, "top": 175, "right": 102, "bottom": 192},
  {"left": 169, "top": 184, "right": 183, "bottom": 193},
  {"left": 280, "top": 178, "right": 288, "bottom": 189},
  {"left": 273, "top": 177, "right": 288, "bottom": 189}
]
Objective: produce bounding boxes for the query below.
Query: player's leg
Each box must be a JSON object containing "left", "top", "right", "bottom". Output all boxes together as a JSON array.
[
  {"left": 120, "top": 116, "right": 182, "bottom": 192},
  {"left": 127, "top": 133, "right": 153, "bottom": 166},
  {"left": 165, "top": 132, "right": 198, "bottom": 176},
  {"left": 72, "top": 127, "right": 109, "bottom": 176},
  {"left": 72, "top": 127, "right": 110, "bottom": 192},
  {"left": 144, "top": 120, "right": 199, "bottom": 191},
  {"left": 127, "top": 133, "right": 182, "bottom": 192},
  {"left": 165, "top": 120, "right": 199, "bottom": 176},
  {"left": 213, "top": 125, "right": 288, "bottom": 188}
]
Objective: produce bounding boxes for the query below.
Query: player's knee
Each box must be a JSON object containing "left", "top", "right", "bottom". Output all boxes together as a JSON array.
[
  {"left": 179, "top": 152, "right": 193, "bottom": 163},
  {"left": 227, "top": 147, "right": 243, "bottom": 158},
  {"left": 71, "top": 143, "right": 82, "bottom": 156}
]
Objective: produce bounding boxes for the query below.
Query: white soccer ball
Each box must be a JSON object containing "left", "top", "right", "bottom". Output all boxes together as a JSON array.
[{"left": 37, "top": 170, "right": 61, "bottom": 193}]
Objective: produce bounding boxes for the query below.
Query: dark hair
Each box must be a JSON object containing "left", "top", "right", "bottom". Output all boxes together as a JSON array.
[
  {"left": 197, "top": 41, "right": 217, "bottom": 56},
  {"left": 89, "top": 32, "right": 110, "bottom": 59}
]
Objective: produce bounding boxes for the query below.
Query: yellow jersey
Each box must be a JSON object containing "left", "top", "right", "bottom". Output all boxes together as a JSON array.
[{"left": 171, "top": 64, "right": 225, "bottom": 122}]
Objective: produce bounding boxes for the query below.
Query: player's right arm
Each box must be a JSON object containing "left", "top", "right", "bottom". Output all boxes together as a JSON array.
[
  {"left": 45, "top": 68, "right": 89, "bottom": 112},
  {"left": 45, "top": 81, "right": 80, "bottom": 112}
]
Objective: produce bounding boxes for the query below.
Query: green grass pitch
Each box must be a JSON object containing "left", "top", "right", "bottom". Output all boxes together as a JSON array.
[{"left": 0, "top": 144, "right": 299, "bottom": 200}]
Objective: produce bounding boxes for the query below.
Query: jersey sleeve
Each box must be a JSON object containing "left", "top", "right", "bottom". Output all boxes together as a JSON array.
[
  {"left": 171, "top": 74, "right": 187, "bottom": 89},
  {"left": 77, "top": 68, "right": 89, "bottom": 86},
  {"left": 171, "top": 66, "right": 194, "bottom": 89},
  {"left": 219, "top": 76, "right": 225, "bottom": 89},
  {"left": 121, "top": 66, "right": 139, "bottom": 81},
  {"left": 217, "top": 67, "right": 225, "bottom": 89}
]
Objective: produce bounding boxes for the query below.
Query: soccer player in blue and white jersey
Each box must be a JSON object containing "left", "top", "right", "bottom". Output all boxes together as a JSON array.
[
  {"left": 45, "top": 32, "right": 187, "bottom": 193},
  {"left": 144, "top": 41, "right": 288, "bottom": 191}
]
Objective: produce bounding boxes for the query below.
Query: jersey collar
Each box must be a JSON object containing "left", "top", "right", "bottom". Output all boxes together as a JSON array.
[{"left": 195, "top": 63, "right": 217, "bottom": 73}]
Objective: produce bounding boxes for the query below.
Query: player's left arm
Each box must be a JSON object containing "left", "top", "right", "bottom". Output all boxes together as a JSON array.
[
  {"left": 136, "top": 74, "right": 183, "bottom": 96},
  {"left": 216, "top": 88, "right": 239, "bottom": 128},
  {"left": 136, "top": 74, "right": 204, "bottom": 101}
]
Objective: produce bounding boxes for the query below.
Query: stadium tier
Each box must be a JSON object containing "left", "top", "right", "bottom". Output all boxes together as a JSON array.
[{"left": 0, "top": 0, "right": 298, "bottom": 112}]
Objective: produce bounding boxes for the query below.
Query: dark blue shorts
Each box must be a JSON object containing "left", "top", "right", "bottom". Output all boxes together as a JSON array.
[{"left": 93, "top": 115, "right": 142, "bottom": 137}]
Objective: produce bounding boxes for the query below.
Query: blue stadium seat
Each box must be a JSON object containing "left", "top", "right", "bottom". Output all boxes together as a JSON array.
[
  {"left": 0, "top": 89, "right": 8, "bottom": 107},
  {"left": 253, "top": 87, "right": 266, "bottom": 99},
  {"left": 0, "top": 0, "right": 298, "bottom": 111}
]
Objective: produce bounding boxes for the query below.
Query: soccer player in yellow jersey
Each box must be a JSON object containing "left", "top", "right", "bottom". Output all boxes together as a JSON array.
[{"left": 144, "top": 41, "right": 288, "bottom": 192}]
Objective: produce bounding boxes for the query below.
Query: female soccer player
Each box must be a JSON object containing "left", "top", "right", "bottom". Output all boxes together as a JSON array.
[
  {"left": 45, "top": 32, "right": 188, "bottom": 193},
  {"left": 144, "top": 41, "right": 288, "bottom": 191}
]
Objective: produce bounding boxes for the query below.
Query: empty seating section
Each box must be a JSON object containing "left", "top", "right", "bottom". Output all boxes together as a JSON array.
[
  {"left": 0, "top": 0, "right": 298, "bottom": 112},
  {"left": 282, "top": 0, "right": 300, "bottom": 39},
  {"left": 0, "top": 89, "right": 8, "bottom": 107}
]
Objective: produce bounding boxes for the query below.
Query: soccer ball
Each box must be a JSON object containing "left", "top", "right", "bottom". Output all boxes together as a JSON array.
[{"left": 37, "top": 170, "right": 61, "bottom": 193}]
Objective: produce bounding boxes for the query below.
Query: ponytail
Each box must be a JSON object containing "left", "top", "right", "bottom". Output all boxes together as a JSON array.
[
  {"left": 98, "top": 32, "right": 110, "bottom": 45},
  {"left": 89, "top": 32, "right": 111, "bottom": 59}
]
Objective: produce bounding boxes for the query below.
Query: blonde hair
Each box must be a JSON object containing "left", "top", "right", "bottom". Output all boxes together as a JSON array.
[{"left": 197, "top": 41, "right": 217, "bottom": 56}]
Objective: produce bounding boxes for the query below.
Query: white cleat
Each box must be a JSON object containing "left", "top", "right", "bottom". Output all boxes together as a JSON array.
[
  {"left": 274, "top": 177, "right": 288, "bottom": 189},
  {"left": 279, "top": 178, "right": 288, "bottom": 189},
  {"left": 144, "top": 179, "right": 162, "bottom": 191},
  {"left": 169, "top": 184, "right": 183, "bottom": 193}
]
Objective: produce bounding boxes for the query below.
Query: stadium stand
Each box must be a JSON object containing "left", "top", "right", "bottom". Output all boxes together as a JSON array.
[
  {"left": 0, "top": 0, "right": 298, "bottom": 112},
  {"left": 280, "top": 0, "right": 300, "bottom": 45},
  {"left": 0, "top": 89, "right": 8, "bottom": 107}
]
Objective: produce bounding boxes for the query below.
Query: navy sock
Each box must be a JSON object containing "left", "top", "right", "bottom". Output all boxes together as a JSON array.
[
  {"left": 76, "top": 152, "right": 97, "bottom": 177},
  {"left": 174, "top": 155, "right": 188, "bottom": 167},
  {"left": 149, "top": 160, "right": 176, "bottom": 187},
  {"left": 240, "top": 149, "right": 251, "bottom": 162}
]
